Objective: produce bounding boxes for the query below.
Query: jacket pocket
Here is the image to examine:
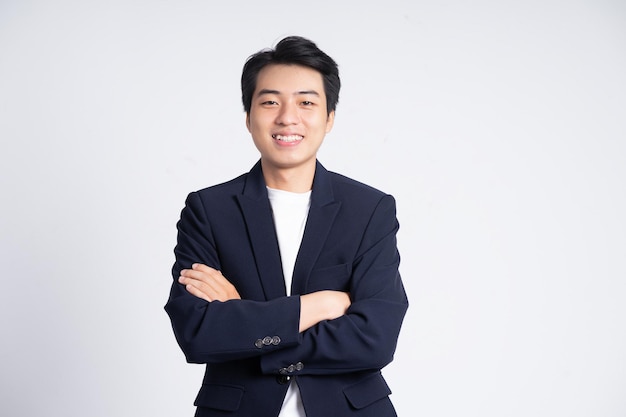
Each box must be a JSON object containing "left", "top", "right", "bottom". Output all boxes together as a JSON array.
[
  {"left": 307, "top": 263, "right": 350, "bottom": 292},
  {"left": 343, "top": 372, "right": 392, "bottom": 409},
  {"left": 194, "top": 383, "right": 244, "bottom": 411}
]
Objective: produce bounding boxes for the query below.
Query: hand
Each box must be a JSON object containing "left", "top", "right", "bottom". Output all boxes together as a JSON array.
[
  {"left": 179, "top": 263, "right": 241, "bottom": 302},
  {"left": 299, "top": 290, "right": 351, "bottom": 332}
]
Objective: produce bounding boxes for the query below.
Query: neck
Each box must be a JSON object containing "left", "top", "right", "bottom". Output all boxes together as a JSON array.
[{"left": 261, "top": 160, "right": 316, "bottom": 193}]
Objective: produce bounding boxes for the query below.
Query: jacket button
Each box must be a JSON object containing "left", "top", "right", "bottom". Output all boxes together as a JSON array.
[
  {"left": 262, "top": 336, "right": 273, "bottom": 346},
  {"left": 271, "top": 336, "right": 281, "bottom": 345},
  {"left": 277, "top": 375, "right": 291, "bottom": 385},
  {"left": 254, "top": 339, "right": 263, "bottom": 349}
]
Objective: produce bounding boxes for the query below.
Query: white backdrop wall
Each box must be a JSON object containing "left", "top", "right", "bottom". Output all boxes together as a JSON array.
[{"left": 1, "top": 1, "right": 625, "bottom": 416}]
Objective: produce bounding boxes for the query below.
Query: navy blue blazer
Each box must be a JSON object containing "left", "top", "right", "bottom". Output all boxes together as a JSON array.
[{"left": 165, "top": 160, "right": 408, "bottom": 417}]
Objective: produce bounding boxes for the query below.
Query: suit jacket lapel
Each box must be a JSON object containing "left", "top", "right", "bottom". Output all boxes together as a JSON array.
[
  {"left": 291, "top": 161, "right": 341, "bottom": 295},
  {"left": 236, "top": 161, "right": 286, "bottom": 300}
]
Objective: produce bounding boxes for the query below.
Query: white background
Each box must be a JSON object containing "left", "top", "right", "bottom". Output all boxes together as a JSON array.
[{"left": 1, "top": 1, "right": 625, "bottom": 416}]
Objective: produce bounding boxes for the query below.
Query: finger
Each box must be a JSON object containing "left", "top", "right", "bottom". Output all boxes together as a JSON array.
[
  {"left": 179, "top": 275, "right": 222, "bottom": 300},
  {"left": 180, "top": 263, "right": 213, "bottom": 276},
  {"left": 192, "top": 263, "right": 217, "bottom": 273},
  {"left": 180, "top": 265, "right": 240, "bottom": 301},
  {"left": 186, "top": 268, "right": 232, "bottom": 290},
  {"left": 181, "top": 268, "right": 220, "bottom": 285},
  {"left": 184, "top": 264, "right": 221, "bottom": 279},
  {"left": 180, "top": 269, "right": 207, "bottom": 281},
  {"left": 179, "top": 274, "right": 240, "bottom": 302},
  {"left": 183, "top": 282, "right": 212, "bottom": 302},
  {"left": 179, "top": 275, "right": 215, "bottom": 299},
  {"left": 180, "top": 268, "right": 204, "bottom": 278}
]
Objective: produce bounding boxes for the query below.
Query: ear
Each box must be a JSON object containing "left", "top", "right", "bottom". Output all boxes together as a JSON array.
[
  {"left": 245, "top": 113, "right": 251, "bottom": 132},
  {"left": 325, "top": 111, "right": 335, "bottom": 133}
]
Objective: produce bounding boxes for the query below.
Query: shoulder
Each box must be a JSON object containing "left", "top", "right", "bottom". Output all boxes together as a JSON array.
[
  {"left": 322, "top": 170, "right": 399, "bottom": 238},
  {"left": 318, "top": 169, "right": 397, "bottom": 224},
  {"left": 183, "top": 172, "right": 249, "bottom": 213},
  {"left": 328, "top": 170, "right": 386, "bottom": 196},
  {"left": 194, "top": 172, "right": 248, "bottom": 196},
  {"left": 326, "top": 170, "right": 394, "bottom": 205}
]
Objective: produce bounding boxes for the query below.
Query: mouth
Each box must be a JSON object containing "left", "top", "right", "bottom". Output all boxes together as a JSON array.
[{"left": 272, "top": 134, "right": 304, "bottom": 143}]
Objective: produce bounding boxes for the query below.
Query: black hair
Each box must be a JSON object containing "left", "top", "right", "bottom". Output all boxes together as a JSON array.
[{"left": 241, "top": 36, "right": 340, "bottom": 115}]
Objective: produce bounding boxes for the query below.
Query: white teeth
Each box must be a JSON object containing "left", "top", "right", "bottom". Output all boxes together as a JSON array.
[{"left": 273, "top": 134, "right": 303, "bottom": 142}]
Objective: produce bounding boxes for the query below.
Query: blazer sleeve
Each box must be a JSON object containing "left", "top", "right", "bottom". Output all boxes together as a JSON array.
[
  {"left": 164, "top": 191, "right": 302, "bottom": 364},
  {"left": 260, "top": 194, "right": 409, "bottom": 375}
]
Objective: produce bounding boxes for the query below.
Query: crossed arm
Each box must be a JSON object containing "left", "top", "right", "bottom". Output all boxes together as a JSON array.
[
  {"left": 179, "top": 263, "right": 351, "bottom": 332},
  {"left": 167, "top": 191, "right": 407, "bottom": 370}
]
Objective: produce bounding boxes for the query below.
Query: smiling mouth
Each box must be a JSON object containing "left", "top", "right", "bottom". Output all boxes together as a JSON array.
[{"left": 272, "top": 134, "right": 304, "bottom": 143}]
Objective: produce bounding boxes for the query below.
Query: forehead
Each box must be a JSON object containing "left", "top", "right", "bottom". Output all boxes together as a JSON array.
[{"left": 255, "top": 64, "right": 325, "bottom": 95}]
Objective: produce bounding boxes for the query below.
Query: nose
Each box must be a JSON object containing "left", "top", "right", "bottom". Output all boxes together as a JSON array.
[{"left": 276, "top": 102, "right": 300, "bottom": 125}]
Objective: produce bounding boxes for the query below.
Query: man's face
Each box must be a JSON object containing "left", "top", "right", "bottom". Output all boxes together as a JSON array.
[{"left": 246, "top": 64, "right": 334, "bottom": 176}]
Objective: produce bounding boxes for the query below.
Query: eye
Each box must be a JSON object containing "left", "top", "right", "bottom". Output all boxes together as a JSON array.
[
  {"left": 301, "top": 101, "right": 314, "bottom": 106},
  {"left": 262, "top": 100, "right": 278, "bottom": 106}
]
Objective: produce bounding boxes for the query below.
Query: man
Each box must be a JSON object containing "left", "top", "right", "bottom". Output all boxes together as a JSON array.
[{"left": 165, "top": 36, "right": 408, "bottom": 417}]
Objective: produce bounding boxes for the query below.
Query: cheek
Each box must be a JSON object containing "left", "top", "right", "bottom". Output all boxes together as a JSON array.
[
  {"left": 247, "top": 119, "right": 266, "bottom": 138},
  {"left": 307, "top": 114, "right": 331, "bottom": 131},
  {"left": 325, "top": 112, "right": 335, "bottom": 133},
  {"left": 248, "top": 113, "right": 273, "bottom": 131}
]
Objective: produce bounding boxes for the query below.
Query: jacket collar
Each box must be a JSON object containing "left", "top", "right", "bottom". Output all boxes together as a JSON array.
[
  {"left": 236, "top": 160, "right": 341, "bottom": 298},
  {"left": 240, "top": 160, "right": 335, "bottom": 205}
]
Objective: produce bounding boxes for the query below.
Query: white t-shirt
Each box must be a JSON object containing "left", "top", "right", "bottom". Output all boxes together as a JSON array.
[{"left": 267, "top": 187, "right": 311, "bottom": 417}]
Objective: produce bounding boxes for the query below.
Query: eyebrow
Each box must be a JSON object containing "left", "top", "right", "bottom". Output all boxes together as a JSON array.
[{"left": 256, "top": 89, "right": 320, "bottom": 97}]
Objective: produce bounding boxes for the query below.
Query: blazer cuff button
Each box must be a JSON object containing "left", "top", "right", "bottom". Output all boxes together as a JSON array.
[
  {"left": 255, "top": 339, "right": 264, "bottom": 349},
  {"left": 277, "top": 375, "right": 291, "bottom": 385}
]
